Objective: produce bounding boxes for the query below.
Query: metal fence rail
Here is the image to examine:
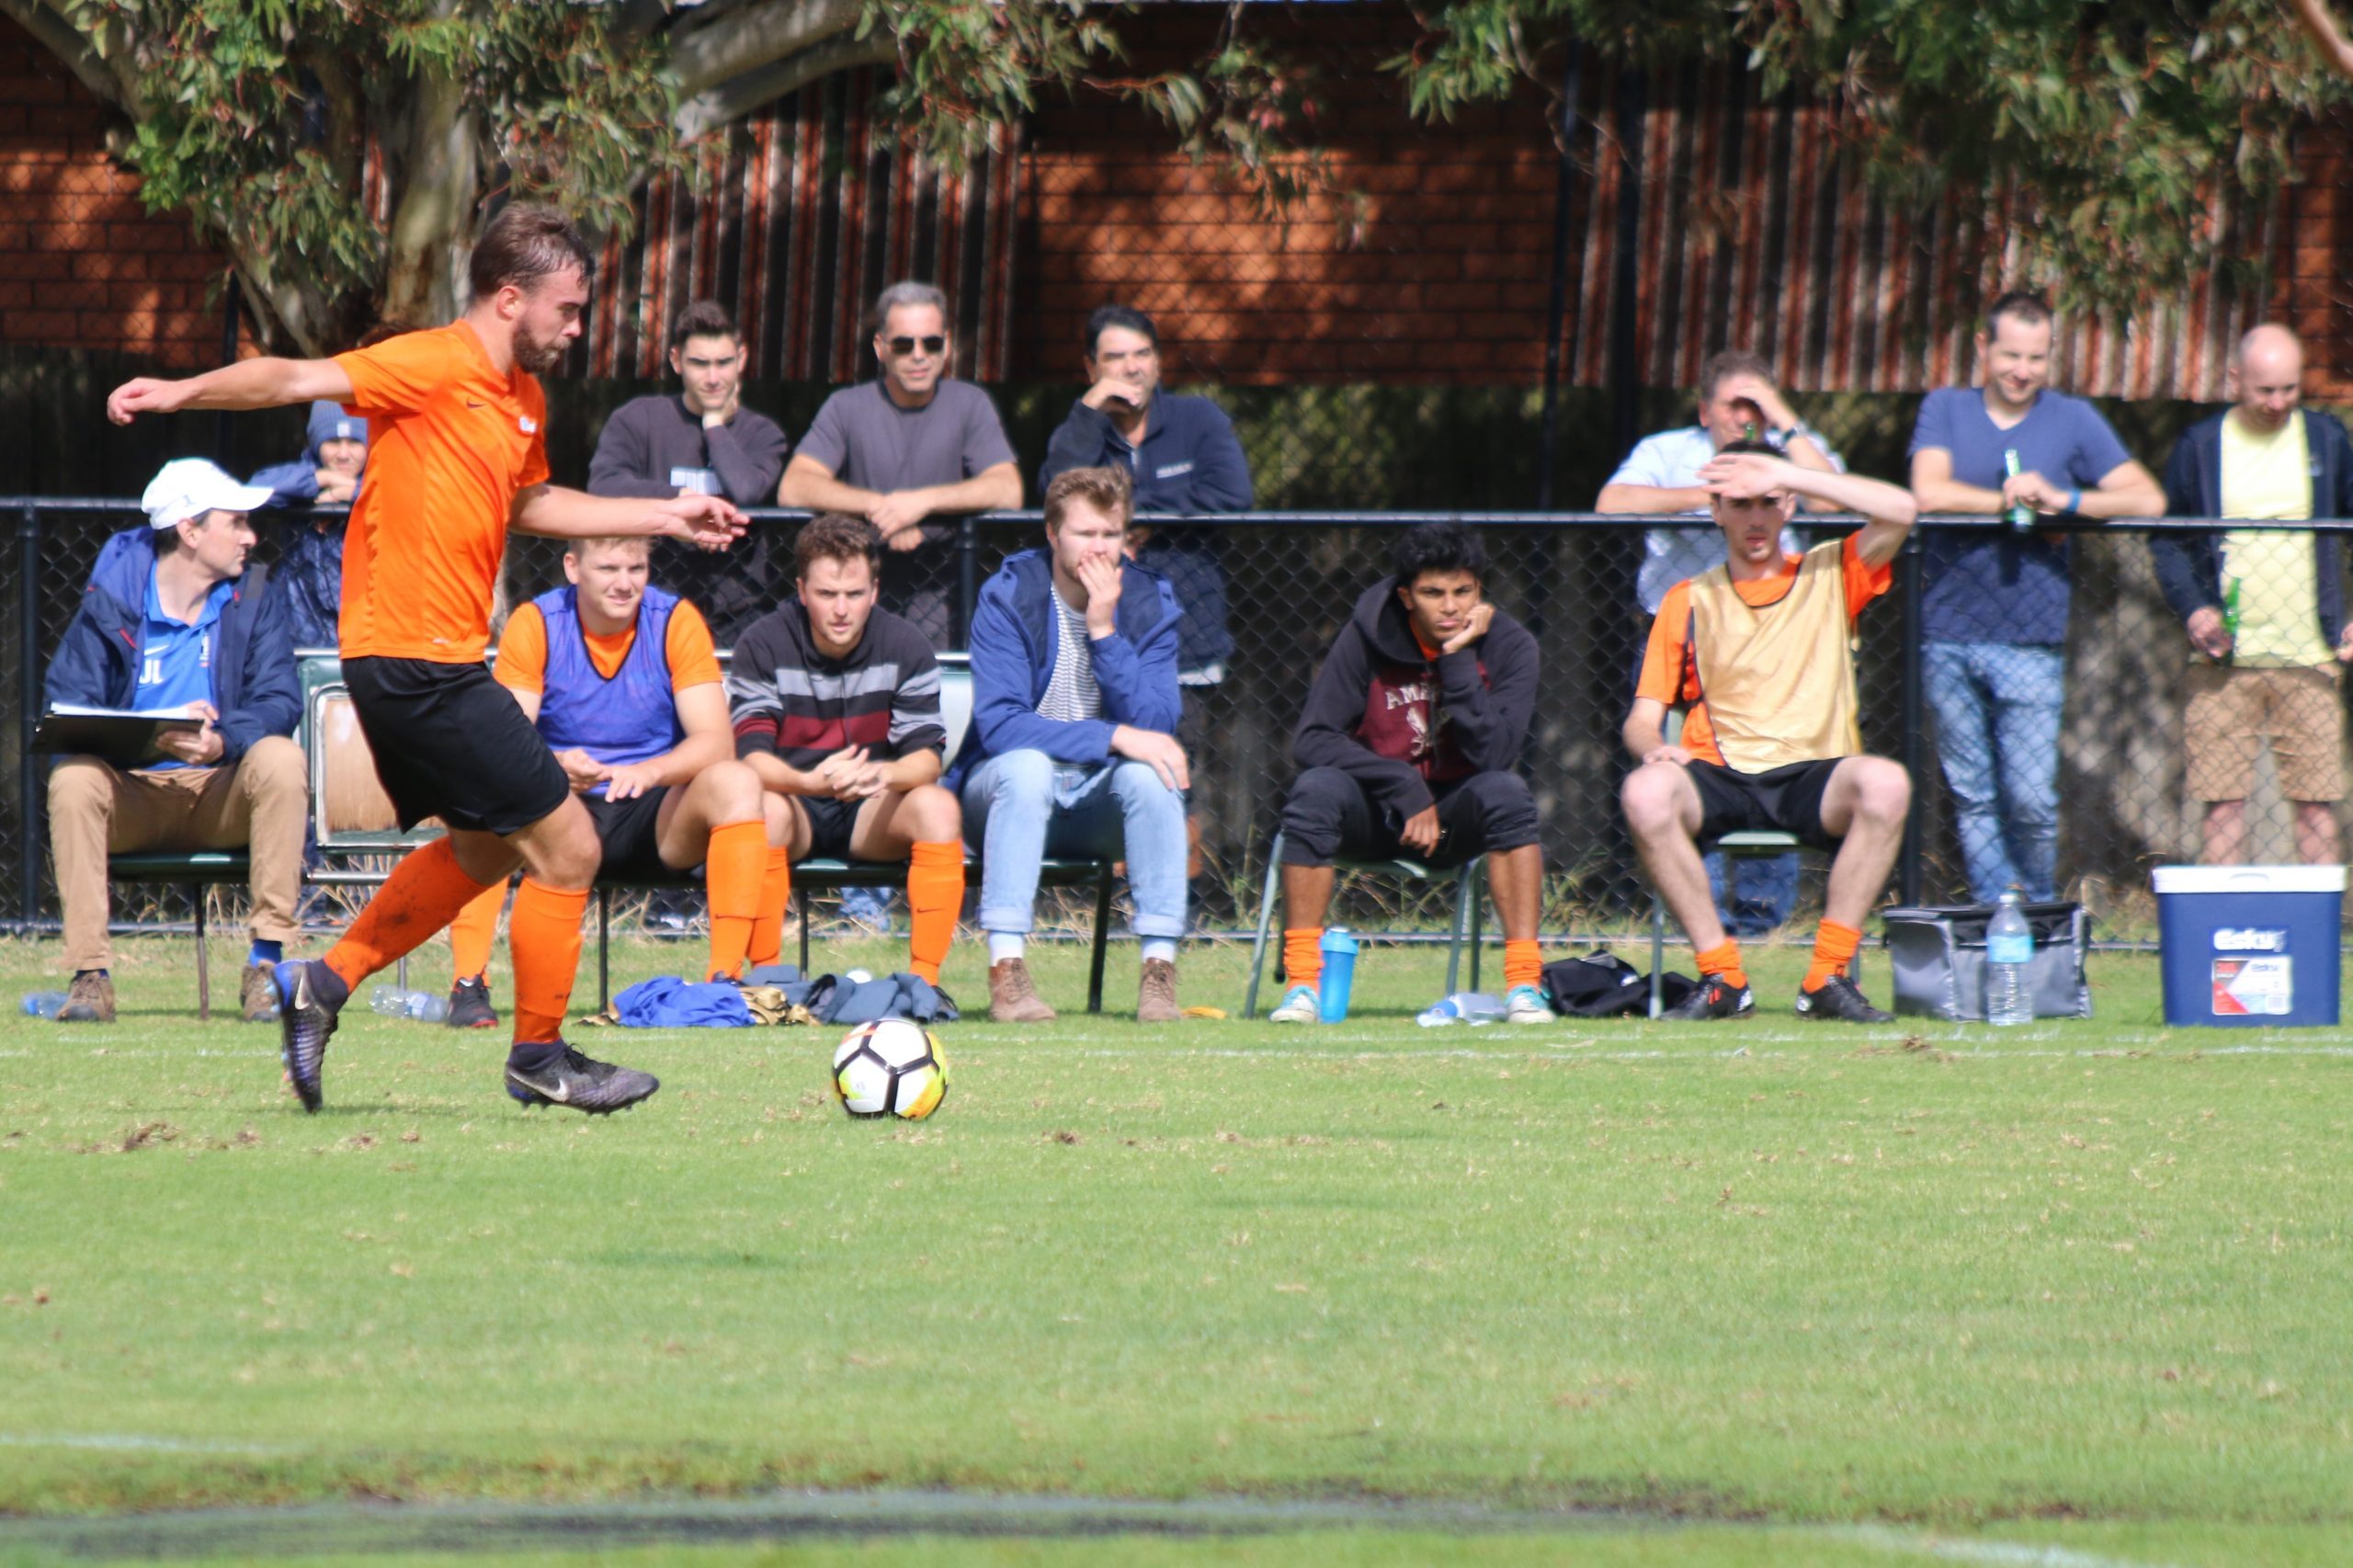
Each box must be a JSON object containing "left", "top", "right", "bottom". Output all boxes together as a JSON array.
[{"left": 9, "top": 499, "right": 2349, "bottom": 938}]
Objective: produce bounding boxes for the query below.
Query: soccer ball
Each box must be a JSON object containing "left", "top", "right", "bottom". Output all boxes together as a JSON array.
[{"left": 831, "top": 1018, "right": 949, "bottom": 1120}]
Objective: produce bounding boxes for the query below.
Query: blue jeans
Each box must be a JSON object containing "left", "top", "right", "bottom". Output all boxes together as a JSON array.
[
  {"left": 1925, "top": 641, "right": 2063, "bottom": 903},
  {"left": 1706, "top": 848, "right": 1798, "bottom": 935},
  {"left": 961, "top": 750, "right": 1188, "bottom": 939}
]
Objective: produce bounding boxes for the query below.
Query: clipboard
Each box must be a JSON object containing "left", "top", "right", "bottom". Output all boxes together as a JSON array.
[{"left": 33, "top": 705, "right": 205, "bottom": 767}]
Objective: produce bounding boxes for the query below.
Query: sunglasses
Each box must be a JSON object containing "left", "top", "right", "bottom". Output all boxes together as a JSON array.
[{"left": 886, "top": 335, "right": 947, "bottom": 356}]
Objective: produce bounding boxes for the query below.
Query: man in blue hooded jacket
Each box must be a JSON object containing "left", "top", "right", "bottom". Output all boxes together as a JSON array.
[
  {"left": 43, "top": 459, "right": 305, "bottom": 1024},
  {"left": 954, "top": 466, "right": 1189, "bottom": 1025},
  {"left": 248, "top": 400, "right": 368, "bottom": 650}
]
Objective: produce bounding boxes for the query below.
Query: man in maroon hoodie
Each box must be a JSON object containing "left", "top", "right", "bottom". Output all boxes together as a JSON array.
[{"left": 1268, "top": 522, "right": 1552, "bottom": 1023}]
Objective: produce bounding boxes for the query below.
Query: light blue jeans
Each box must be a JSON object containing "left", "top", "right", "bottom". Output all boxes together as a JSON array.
[
  {"left": 961, "top": 750, "right": 1188, "bottom": 938},
  {"left": 1925, "top": 641, "right": 2063, "bottom": 903}
]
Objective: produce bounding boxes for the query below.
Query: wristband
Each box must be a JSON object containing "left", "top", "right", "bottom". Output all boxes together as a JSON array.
[{"left": 2062, "top": 487, "right": 2082, "bottom": 516}]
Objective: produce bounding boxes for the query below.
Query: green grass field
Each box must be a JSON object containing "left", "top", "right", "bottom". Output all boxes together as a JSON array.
[{"left": 1, "top": 927, "right": 2347, "bottom": 1567}]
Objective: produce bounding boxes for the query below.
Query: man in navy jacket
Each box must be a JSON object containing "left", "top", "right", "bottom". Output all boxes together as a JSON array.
[
  {"left": 2150, "top": 324, "right": 2353, "bottom": 863},
  {"left": 955, "top": 466, "right": 1189, "bottom": 1025},
  {"left": 43, "top": 460, "right": 305, "bottom": 1024}
]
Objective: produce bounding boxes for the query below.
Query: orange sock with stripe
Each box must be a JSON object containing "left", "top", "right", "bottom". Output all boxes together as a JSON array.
[
  {"left": 324, "top": 837, "right": 498, "bottom": 994},
  {"left": 1696, "top": 939, "right": 1748, "bottom": 993},
  {"left": 446, "top": 880, "right": 506, "bottom": 983},
  {"left": 702, "top": 820, "right": 768, "bottom": 981},
  {"left": 1802, "top": 920, "right": 1863, "bottom": 994},
  {"left": 507, "top": 879, "right": 589, "bottom": 1044},
  {"left": 1503, "top": 938, "right": 1542, "bottom": 993},
  {"left": 1282, "top": 928, "right": 1323, "bottom": 992},
  {"left": 906, "top": 840, "right": 965, "bottom": 985},
  {"left": 747, "top": 847, "right": 794, "bottom": 969}
]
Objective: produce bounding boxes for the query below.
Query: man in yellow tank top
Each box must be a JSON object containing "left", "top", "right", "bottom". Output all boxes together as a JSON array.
[
  {"left": 2151, "top": 324, "right": 2353, "bottom": 866},
  {"left": 1621, "top": 444, "right": 1919, "bottom": 1022}
]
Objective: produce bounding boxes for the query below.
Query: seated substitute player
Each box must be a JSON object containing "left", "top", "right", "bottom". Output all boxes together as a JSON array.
[
  {"left": 952, "top": 465, "right": 1189, "bottom": 1024},
  {"left": 1267, "top": 521, "right": 1552, "bottom": 1026},
  {"left": 453, "top": 534, "right": 777, "bottom": 985},
  {"left": 725, "top": 514, "right": 965, "bottom": 986},
  {"left": 1620, "top": 444, "right": 1917, "bottom": 1023}
]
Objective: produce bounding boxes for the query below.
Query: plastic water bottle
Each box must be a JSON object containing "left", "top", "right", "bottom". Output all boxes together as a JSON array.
[
  {"left": 1416, "top": 992, "right": 1506, "bottom": 1028},
  {"left": 1984, "top": 890, "right": 2035, "bottom": 1027},
  {"left": 369, "top": 985, "right": 449, "bottom": 1023},
  {"left": 20, "top": 991, "right": 68, "bottom": 1018},
  {"left": 1317, "top": 927, "right": 1359, "bottom": 1024}
]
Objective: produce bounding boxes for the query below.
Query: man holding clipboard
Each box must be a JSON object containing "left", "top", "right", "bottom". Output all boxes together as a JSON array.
[{"left": 40, "top": 459, "right": 306, "bottom": 1024}]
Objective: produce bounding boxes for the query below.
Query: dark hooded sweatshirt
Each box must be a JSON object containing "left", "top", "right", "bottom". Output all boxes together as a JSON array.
[{"left": 1290, "top": 577, "right": 1540, "bottom": 824}]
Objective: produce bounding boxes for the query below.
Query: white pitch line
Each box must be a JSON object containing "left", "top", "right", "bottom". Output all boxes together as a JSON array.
[
  {"left": 0, "top": 1433, "right": 287, "bottom": 1456},
  {"left": 1836, "top": 1524, "right": 2179, "bottom": 1568}
]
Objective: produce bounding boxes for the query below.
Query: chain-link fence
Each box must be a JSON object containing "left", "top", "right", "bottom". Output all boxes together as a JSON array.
[{"left": 7, "top": 499, "right": 2348, "bottom": 946}]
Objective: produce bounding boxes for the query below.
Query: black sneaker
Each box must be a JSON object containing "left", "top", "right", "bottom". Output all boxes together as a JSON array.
[
  {"left": 275, "top": 959, "right": 344, "bottom": 1112},
  {"left": 1661, "top": 977, "right": 1755, "bottom": 1020},
  {"left": 1795, "top": 973, "right": 1895, "bottom": 1024},
  {"left": 446, "top": 976, "right": 499, "bottom": 1029},
  {"left": 504, "top": 1045, "right": 660, "bottom": 1115}
]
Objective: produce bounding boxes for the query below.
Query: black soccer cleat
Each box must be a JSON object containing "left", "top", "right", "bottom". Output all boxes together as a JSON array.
[
  {"left": 1661, "top": 976, "right": 1756, "bottom": 1021},
  {"left": 446, "top": 975, "right": 499, "bottom": 1029},
  {"left": 275, "top": 959, "right": 344, "bottom": 1113},
  {"left": 1794, "top": 973, "right": 1895, "bottom": 1024},
  {"left": 504, "top": 1044, "right": 660, "bottom": 1116}
]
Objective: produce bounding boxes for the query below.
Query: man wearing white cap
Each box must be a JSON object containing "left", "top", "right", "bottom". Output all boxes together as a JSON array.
[{"left": 41, "top": 458, "right": 306, "bottom": 1024}]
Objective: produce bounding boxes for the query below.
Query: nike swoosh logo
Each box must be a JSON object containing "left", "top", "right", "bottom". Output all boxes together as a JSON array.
[
  {"left": 466, "top": 401, "right": 487, "bottom": 410},
  {"left": 542, "top": 1080, "right": 570, "bottom": 1103}
]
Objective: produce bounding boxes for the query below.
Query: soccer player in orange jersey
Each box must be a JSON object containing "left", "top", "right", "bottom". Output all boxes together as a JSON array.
[{"left": 108, "top": 206, "right": 745, "bottom": 1114}]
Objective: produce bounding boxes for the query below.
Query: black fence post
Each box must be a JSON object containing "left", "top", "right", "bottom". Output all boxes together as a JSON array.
[
  {"left": 19, "top": 502, "right": 42, "bottom": 924},
  {"left": 1898, "top": 530, "right": 1926, "bottom": 905},
  {"left": 955, "top": 515, "right": 979, "bottom": 652}
]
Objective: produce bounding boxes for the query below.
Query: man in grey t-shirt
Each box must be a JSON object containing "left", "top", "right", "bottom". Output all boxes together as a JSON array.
[
  {"left": 780, "top": 280, "right": 1022, "bottom": 648},
  {"left": 587, "top": 300, "right": 790, "bottom": 643}
]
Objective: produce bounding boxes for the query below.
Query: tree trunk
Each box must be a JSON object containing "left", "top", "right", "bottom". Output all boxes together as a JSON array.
[{"left": 382, "top": 57, "right": 480, "bottom": 330}]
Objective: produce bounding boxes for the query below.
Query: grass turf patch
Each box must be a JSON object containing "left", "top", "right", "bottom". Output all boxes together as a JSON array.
[{"left": 0, "top": 929, "right": 2347, "bottom": 1554}]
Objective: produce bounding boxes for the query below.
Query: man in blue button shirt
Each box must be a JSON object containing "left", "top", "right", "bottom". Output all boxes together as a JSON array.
[
  {"left": 42, "top": 460, "right": 305, "bottom": 1025},
  {"left": 1908, "top": 292, "right": 2164, "bottom": 903}
]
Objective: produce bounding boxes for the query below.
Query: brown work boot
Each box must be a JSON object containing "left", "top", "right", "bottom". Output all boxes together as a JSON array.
[
  {"left": 240, "top": 961, "right": 281, "bottom": 1024},
  {"left": 1137, "top": 958, "right": 1181, "bottom": 1023},
  {"left": 987, "top": 958, "right": 1056, "bottom": 1024},
  {"left": 56, "top": 970, "right": 115, "bottom": 1024}
]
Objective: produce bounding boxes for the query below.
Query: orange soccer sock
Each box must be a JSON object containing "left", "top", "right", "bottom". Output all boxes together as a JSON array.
[
  {"left": 324, "top": 837, "right": 499, "bottom": 994},
  {"left": 905, "top": 840, "right": 965, "bottom": 985},
  {"left": 746, "top": 847, "right": 794, "bottom": 969},
  {"left": 507, "top": 879, "right": 589, "bottom": 1044},
  {"left": 1696, "top": 939, "right": 1749, "bottom": 993},
  {"left": 446, "top": 879, "right": 506, "bottom": 983},
  {"left": 1282, "top": 928, "right": 1324, "bottom": 993},
  {"left": 702, "top": 820, "right": 769, "bottom": 981},
  {"left": 1802, "top": 920, "right": 1863, "bottom": 994},
  {"left": 1503, "top": 938, "right": 1543, "bottom": 993}
]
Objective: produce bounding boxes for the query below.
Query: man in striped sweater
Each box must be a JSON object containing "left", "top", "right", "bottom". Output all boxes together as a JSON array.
[{"left": 726, "top": 515, "right": 965, "bottom": 986}]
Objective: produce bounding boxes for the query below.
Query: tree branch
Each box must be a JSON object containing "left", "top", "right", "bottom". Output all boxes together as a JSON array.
[
  {"left": 0, "top": 0, "right": 134, "bottom": 112},
  {"left": 666, "top": 0, "right": 865, "bottom": 101},
  {"left": 673, "top": 28, "right": 895, "bottom": 140},
  {"left": 2287, "top": 0, "right": 2353, "bottom": 76}
]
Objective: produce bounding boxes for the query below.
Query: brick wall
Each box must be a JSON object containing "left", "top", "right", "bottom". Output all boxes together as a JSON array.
[
  {"left": 2276, "top": 114, "right": 2353, "bottom": 401},
  {"left": 0, "top": 17, "right": 238, "bottom": 369}
]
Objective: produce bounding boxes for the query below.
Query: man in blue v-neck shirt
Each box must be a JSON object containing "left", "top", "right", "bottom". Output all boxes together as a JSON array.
[
  {"left": 42, "top": 459, "right": 304, "bottom": 1026},
  {"left": 1908, "top": 292, "right": 2164, "bottom": 903}
]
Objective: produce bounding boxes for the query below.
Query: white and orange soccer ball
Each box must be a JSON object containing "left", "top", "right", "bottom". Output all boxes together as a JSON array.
[{"left": 831, "top": 1018, "right": 949, "bottom": 1120}]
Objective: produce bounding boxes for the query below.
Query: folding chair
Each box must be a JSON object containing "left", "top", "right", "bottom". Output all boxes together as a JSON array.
[{"left": 1242, "top": 829, "right": 1485, "bottom": 1017}]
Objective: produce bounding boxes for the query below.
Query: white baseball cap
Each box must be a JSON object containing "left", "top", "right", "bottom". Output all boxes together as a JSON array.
[{"left": 141, "top": 458, "right": 273, "bottom": 532}]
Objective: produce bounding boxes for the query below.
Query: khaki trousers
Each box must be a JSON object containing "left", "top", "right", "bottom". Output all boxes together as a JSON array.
[{"left": 48, "top": 735, "right": 308, "bottom": 972}]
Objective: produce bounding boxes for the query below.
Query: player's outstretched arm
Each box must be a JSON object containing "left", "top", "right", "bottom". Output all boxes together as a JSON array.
[
  {"left": 509, "top": 485, "right": 745, "bottom": 551},
  {"left": 108, "top": 358, "right": 354, "bottom": 425}
]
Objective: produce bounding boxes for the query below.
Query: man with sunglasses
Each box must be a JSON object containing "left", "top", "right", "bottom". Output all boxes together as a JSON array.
[{"left": 780, "top": 280, "right": 1021, "bottom": 650}]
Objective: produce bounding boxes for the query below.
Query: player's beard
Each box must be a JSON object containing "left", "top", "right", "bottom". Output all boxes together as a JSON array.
[{"left": 514, "top": 326, "right": 568, "bottom": 376}]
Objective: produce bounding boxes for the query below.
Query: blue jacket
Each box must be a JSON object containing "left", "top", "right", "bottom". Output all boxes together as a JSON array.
[
  {"left": 1040, "top": 392, "right": 1249, "bottom": 675},
  {"left": 948, "top": 547, "right": 1182, "bottom": 792},
  {"left": 2151, "top": 408, "right": 2353, "bottom": 646},
  {"left": 47, "top": 532, "right": 300, "bottom": 765},
  {"left": 247, "top": 403, "right": 360, "bottom": 650}
]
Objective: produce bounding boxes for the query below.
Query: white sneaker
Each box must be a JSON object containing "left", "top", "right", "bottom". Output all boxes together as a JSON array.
[
  {"left": 1504, "top": 983, "right": 1554, "bottom": 1025},
  {"left": 1268, "top": 984, "right": 1321, "bottom": 1024}
]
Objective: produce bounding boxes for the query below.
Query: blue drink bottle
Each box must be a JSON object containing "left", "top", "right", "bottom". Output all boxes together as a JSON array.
[{"left": 1318, "top": 927, "right": 1359, "bottom": 1023}]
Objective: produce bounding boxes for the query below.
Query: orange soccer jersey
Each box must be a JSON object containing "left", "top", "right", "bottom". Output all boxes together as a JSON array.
[
  {"left": 332, "top": 323, "right": 550, "bottom": 664},
  {"left": 1635, "top": 535, "right": 1891, "bottom": 767}
]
